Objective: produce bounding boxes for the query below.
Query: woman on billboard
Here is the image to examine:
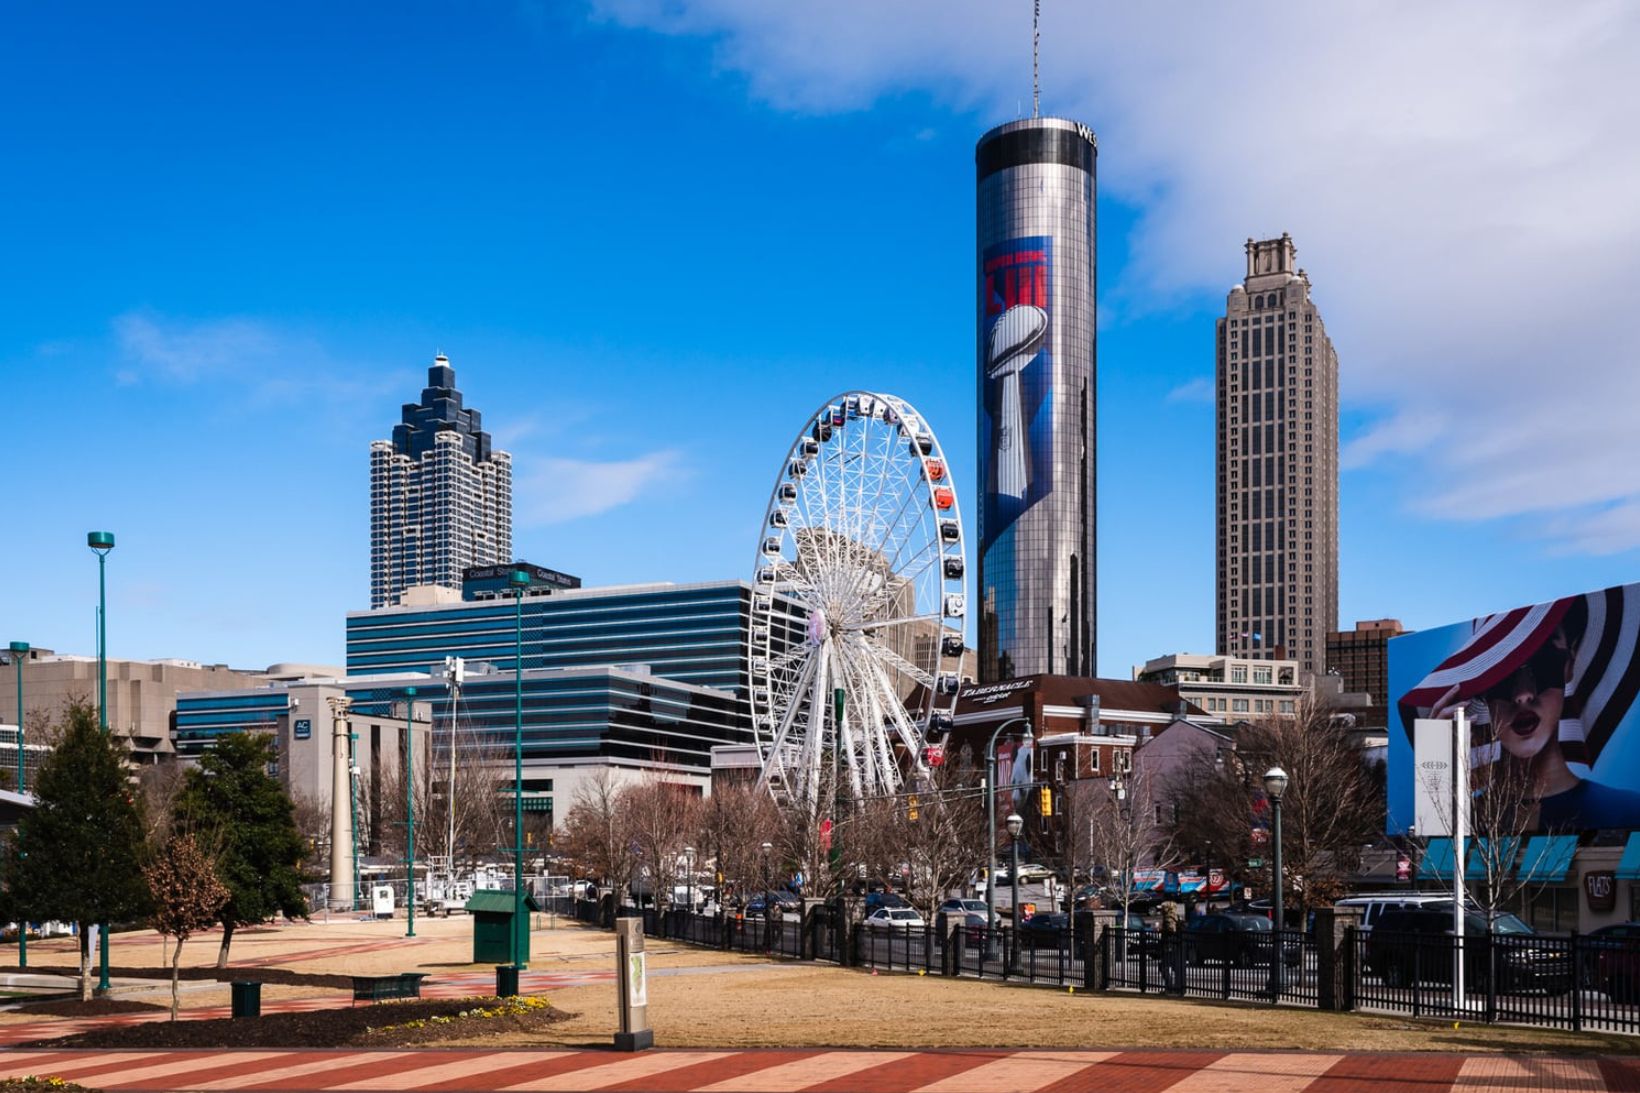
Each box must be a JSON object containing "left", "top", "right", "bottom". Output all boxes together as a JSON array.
[{"left": 1399, "top": 584, "right": 1640, "bottom": 831}]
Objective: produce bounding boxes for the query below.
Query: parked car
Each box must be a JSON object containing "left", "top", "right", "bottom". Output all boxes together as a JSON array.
[
  {"left": 1366, "top": 905, "right": 1572, "bottom": 994},
  {"left": 937, "top": 898, "right": 989, "bottom": 918},
  {"left": 865, "top": 890, "right": 911, "bottom": 914},
  {"left": 864, "top": 907, "right": 925, "bottom": 931},
  {"left": 743, "top": 890, "right": 801, "bottom": 917},
  {"left": 1580, "top": 922, "right": 1640, "bottom": 999},
  {"left": 1334, "top": 892, "right": 1479, "bottom": 935},
  {"left": 1017, "top": 912, "right": 1072, "bottom": 952},
  {"left": 1184, "top": 913, "right": 1301, "bottom": 967}
]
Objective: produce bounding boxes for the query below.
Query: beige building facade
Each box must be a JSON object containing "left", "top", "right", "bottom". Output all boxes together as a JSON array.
[
  {"left": 1215, "top": 234, "right": 1340, "bottom": 676},
  {"left": 1133, "top": 652, "right": 1305, "bottom": 720},
  {"left": 0, "top": 648, "right": 279, "bottom": 764}
]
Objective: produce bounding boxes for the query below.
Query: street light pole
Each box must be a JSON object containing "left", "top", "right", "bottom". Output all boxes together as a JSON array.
[
  {"left": 404, "top": 686, "right": 417, "bottom": 939},
  {"left": 985, "top": 718, "right": 1031, "bottom": 956},
  {"left": 10, "top": 641, "right": 28, "bottom": 968},
  {"left": 510, "top": 569, "right": 531, "bottom": 971},
  {"left": 86, "top": 531, "right": 114, "bottom": 994},
  {"left": 1006, "top": 812, "right": 1024, "bottom": 973},
  {"left": 1263, "top": 766, "right": 1288, "bottom": 997}
]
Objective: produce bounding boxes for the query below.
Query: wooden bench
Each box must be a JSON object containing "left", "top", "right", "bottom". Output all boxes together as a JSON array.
[{"left": 350, "top": 972, "right": 428, "bottom": 1004}]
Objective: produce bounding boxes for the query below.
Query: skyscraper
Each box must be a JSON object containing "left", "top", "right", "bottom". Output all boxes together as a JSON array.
[
  {"left": 370, "top": 356, "right": 513, "bottom": 608},
  {"left": 975, "top": 117, "right": 1098, "bottom": 682},
  {"left": 1215, "top": 234, "right": 1339, "bottom": 675}
]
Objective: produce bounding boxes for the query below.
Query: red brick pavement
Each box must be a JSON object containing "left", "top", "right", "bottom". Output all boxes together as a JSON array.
[{"left": 0, "top": 1048, "right": 1633, "bottom": 1092}]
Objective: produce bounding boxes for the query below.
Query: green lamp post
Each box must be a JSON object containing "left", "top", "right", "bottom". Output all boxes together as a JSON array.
[
  {"left": 10, "top": 640, "right": 28, "bottom": 968},
  {"left": 86, "top": 531, "right": 114, "bottom": 993},
  {"left": 404, "top": 686, "right": 417, "bottom": 939},
  {"left": 509, "top": 568, "right": 531, "bottom": 973}
]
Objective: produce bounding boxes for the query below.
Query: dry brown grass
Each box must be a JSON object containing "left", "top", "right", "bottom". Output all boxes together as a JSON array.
[{"left": 9, "top": 918, "right": 1640, "bottom": 1056}]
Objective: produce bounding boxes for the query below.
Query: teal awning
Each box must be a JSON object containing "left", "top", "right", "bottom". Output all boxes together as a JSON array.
[
  {"left": 1418, "top": 837, "right": 1456, "bottom": 881},
  {"left": 1618, "top": 833, "right": 1640, "bottom": 881},
  {"left": 1465, "top": 837, "right": 1520, "bottom": 881},
  {"left": 1517, "top": 835, "right": 1578, "bottom": 884}
]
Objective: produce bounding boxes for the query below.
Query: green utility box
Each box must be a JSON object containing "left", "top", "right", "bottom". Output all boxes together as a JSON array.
[{"left": 466, "top": 890, "right": 542, "bottom": 964}]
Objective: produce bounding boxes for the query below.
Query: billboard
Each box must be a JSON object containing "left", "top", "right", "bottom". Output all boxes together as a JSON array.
[
  {"left": 980, "top": 235, "right": 1056, "bottom": 541},
  {"left": 1389, "top": 582, "right": 1640, "bottom": 834}
]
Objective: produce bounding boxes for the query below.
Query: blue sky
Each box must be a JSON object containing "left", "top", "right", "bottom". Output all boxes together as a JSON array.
[{"left": 5, "top": 2, "right": 1639, "bottom": 674}]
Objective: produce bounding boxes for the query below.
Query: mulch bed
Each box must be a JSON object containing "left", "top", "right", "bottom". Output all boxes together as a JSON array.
[
  {"left": 24, "top": 966, "right": 351, "bottom": 990},
  {"left": 20, "top": 997, "right": 572, "bottom": 1049},
  {"left": 0, "top": 1080, "right": 101, "bottom": 1093}
]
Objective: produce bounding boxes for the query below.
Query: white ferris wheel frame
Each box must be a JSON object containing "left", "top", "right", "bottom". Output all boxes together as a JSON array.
[{"left": 749, "top": 390, "right": 967, "bottom": 808}]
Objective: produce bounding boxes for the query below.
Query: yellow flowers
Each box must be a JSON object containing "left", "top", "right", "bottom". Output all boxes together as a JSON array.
[{"left": 369, "top": 995, "right": 553, "bottom": 1037}]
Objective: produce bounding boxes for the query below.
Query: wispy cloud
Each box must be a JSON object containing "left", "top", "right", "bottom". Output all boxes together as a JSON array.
[
  {"left": 1164, "top": 377, "right": 1213, "bottom": 404},
  {"left": 515, "top": 449, "right": 690, "bottom": 524},
  {"left": 591, "top": 0, "right": 1640, "bottom": 554},
  {"left": 110, "top": 311, "right": 399, "bottom": 408}
]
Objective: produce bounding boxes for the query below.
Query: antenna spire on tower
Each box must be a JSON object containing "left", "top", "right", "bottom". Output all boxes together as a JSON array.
[{"left": 1032, "top": 0, "right": 1040, "bottom": 118}]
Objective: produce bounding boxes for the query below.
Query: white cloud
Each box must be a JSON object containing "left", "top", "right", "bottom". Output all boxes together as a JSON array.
[
  {"left": 515, "top": 450, "right": 689, "bottom": 524},
  {"left": 1164, "top": 377, "right": 1213, "bottom": 404},
  {"left": 592, "top": 0, "right": 1640, "bottom": 552},
  {"left": 115, "top": 312, "right": 282, "bottom": 382}
]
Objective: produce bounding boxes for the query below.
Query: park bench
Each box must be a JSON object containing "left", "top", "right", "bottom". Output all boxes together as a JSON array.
[{"left": 350, "top": 972, "right": 428, "bottom": 1004}]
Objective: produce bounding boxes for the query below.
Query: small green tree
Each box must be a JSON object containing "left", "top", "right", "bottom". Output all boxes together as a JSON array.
[
  {"left": 5, "top": 700, "right": 149, "bottom": 1000},
  {"left": 176, "top": 732, "right": 308, "bottom": 966},
  {"left": 144, "top": 832, "right": 229, "bottom": 1020}
]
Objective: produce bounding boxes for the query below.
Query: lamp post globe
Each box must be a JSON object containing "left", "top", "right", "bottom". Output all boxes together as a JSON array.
[
  {"left": 1005, "top": 812, "right": 1024, "bottom": 971},
  {"left": 1262, "top": 766, "right": 1288, "bottom": 996}
]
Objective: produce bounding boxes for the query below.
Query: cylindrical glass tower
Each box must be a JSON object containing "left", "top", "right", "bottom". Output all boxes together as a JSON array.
[{"left": 975, "top": 117, "right": 1097, "bottom": 682}]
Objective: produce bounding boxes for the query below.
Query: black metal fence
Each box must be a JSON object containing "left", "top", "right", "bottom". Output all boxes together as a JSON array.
[
  {"left": 1100, "top": 927, "right": 1318, "bottom": 1007},
  {"left": 545, "top": 901, "right": 1640, "bottom": 1037},
  {"left": 1349, "top": 927, "right": 1640, "bottom": 1033}
]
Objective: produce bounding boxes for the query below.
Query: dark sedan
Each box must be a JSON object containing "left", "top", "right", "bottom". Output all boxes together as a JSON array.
[{"left": 1185, "top": 913, "right": 1300, "bottom": 967}]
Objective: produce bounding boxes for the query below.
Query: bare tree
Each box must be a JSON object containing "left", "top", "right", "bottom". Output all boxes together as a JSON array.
[
  {"left": 137, "top": 762, "right": 189, "bottom": 845},
  {"left": 896, "top": 747, "right": 989, "bottom": 922},
  {"left": 1087, "top": 763, "right": 1175, "bottom": 924},
  {"left": 556, "top": 769, "right": 638, "bottom": 905},
  {"left": 698, "top": 780, "right": 783, "bottom": 908},
  {"left": 1234, "top": 703, "right": 1382, "bottom": 911},
  {"left": 624, "top": 775, "right": 701, "bottom": 908},
  {"left": 144, "top": 832, "right": 230, "bottom": 1021}
]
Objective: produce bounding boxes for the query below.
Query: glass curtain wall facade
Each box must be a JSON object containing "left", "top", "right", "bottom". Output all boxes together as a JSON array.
[
  {"left": 345, "top": 579, "right": 807, "bottom": 734},
  {"left": 370, "top": 356, "right": 513, "bottom": 608},
  {"left": 975, "top": 117, "right": 1098, "bottom": 682}
]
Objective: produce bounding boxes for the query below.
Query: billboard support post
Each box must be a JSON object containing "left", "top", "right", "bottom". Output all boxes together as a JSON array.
[{"left": 1453, "top": 707, "right": 1468, "bottom": 1014}]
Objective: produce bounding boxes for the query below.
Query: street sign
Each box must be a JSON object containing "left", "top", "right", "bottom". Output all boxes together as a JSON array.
[{"left": 1247, "top": 858, "right": 1264, "bottom": 868}]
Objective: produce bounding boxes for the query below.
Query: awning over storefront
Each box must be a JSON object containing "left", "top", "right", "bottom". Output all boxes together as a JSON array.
[
  {"left": 1418, "top": 837, "right": 1456, "bottom": 881},
  {"left": 1464, "top": 837, "right": 1520, "bottom": 881},
  {"left": 1517, "top": 835, "right": 1578, "bottom": 884},
  {"left": 1617, "top": 832, "right": 1640, "bottom": 881}
]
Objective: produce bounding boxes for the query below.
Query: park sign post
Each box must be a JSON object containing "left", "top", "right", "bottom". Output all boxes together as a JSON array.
[{"left": 613, "top": 917, "right": 652, "bottom": 1051}]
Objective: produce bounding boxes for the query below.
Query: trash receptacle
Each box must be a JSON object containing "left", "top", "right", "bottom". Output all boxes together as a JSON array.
[
  {"left": 496, "top": 964, "right": 520, "bottom": 998},
  {"left": 231, "top": 980, "right": 261, "bottom": 1018}
]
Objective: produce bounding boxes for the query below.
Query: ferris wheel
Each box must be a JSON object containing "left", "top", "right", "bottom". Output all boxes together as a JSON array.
[{"left": 750, "top": 391, "right": 968, "bottom": 807}]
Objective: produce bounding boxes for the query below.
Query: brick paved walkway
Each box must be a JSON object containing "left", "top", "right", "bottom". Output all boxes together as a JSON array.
[{"left": 0, "top": 1048, "right": 1635, "bottom": 1092}]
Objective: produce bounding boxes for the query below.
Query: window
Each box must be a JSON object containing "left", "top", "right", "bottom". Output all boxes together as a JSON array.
[
  {"left": 1232, "top": 698, "right": 1250, "bottom": 713},
  {"left": 1230, "top": 665, "right": 1248, "bottom": 683},
  {"left": 1280, "top": 700, "right": 1295, "bottom": 714},
  {"left": 1088, "top": 749, "right": 1100, "bottom": 773},
  {"left": 1253, "top": 666, "right": 1273, "bottom": 684}
]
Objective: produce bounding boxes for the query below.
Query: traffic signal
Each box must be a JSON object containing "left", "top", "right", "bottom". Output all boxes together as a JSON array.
[
  {"left": 908, "top": 794, "right": 920, "bottom": 822},
  {"left": 1039, "top": 786, "right": 1054, "bottom": 817}
]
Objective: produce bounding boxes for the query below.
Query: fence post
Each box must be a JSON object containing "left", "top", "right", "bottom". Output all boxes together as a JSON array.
[
  {"left": 1316, "top": 905, "right": 1362, "bottom": 1011},
  {"left": 1342, "top": 924, "right": 1357, "bottom": 1012},
  {"left": 1096, "top": 926, "right": 1109, "bottom": 990},
  {"left": 1571, "top": 932, "right": 1583, "bottom": 1032}
]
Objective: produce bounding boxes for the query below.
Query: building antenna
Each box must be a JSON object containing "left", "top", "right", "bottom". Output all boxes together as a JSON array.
[{"left": 1032, "top": 0, "right": 1040, "bottom": 118}]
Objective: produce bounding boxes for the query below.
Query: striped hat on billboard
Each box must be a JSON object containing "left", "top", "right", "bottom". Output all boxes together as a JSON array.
[{"left": 1397, "top": 583, "right": 1640, "bottom": 767}]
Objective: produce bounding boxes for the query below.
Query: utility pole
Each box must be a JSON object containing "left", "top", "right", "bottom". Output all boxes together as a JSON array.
[{"left": 326, "top": 696, "right": 356, "bottom": 914}]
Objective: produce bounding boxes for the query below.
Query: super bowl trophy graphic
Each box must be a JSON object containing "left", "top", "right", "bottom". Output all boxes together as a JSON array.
[{"left": 986, "top": 303, "right": 1047, "bottom": 510}]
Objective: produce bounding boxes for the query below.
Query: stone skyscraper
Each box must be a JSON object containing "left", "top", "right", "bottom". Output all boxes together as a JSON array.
[
  {"left": 1215, "top": 234, "right": 1339, "bottom": 676},
  {"left": 370, "top": 356, "right": 513, "bottom": 608},
  {"left": 975, "top": 117, "right": 1098, "bottom": 682}
]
